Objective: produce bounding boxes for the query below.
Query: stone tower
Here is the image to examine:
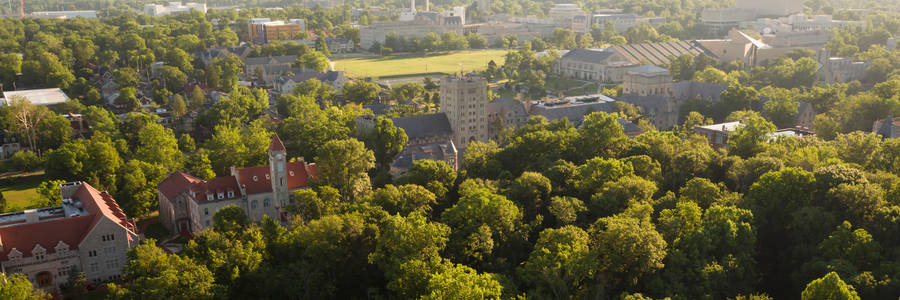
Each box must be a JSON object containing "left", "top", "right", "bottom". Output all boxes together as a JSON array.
[
  {"left": 268, "top": 134, "right": 289, "bottom": 209},
  {"left": 440, "top": 74, "right": 488, "bottom": 149}
]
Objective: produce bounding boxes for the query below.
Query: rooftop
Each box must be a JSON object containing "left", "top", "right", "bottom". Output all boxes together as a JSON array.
[
  {"left": 392, "top": 113, "right": 454, "bottom": 140},
  {"left": 696, "top": 121, "right": 744, "bottom": 133},
  {"left": 2, "top": 88, "right": 69, "bottom": 106}
]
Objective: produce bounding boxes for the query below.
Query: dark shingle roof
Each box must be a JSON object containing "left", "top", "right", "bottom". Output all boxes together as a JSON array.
[
  {"left": 391, "top": 113, "right": 453, "bottom": 140},
  {"left": 245, "top": 55, "right": 298, "bottom": 66},
  {"left": 560, "top": 49, "right": 616, "bottom": 63}
]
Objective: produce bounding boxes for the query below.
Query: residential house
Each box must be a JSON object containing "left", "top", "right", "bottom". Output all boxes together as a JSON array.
[
  {"left": 274, "top": 70, "right": 348, "bottom": 95},
  {"left": 244, "top": 55, "right": 298, "bottom": 86},
  {"left": 694, "top": 121, "right": 744, "bottom": 149},
  {"left": 390, "top": 141, "right": 458, "bottom": 177},
  {"left": 874, "top": 114, "right": 900, "bottom": 139}
]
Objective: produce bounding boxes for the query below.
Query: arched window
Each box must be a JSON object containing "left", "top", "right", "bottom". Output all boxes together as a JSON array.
[{"left": 251, "top": 200, "right": 258, "bottom": 209}]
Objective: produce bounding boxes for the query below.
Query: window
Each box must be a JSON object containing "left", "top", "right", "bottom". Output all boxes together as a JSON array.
[
  {"left": 104, "top": 246, "right": 116, "bottom": 255},
  {"left": 35, "top": 254, "right": 44, "bottom": 260},
  {"left": 90, "top": 262, "right": 99, "bottom": 272},
  {"left": 206, "top": 194, "right": 213, "bottom": 201},
  {"left": 227, "top": 191, "right": 234, "bottom": 198},
  {"left": 88, "top": 250, "right": 97, "bottom": 257},
  {"left": 264, "top": 199, "right": 270, "bottom": 208},
  {"left": 101, "top": 234, "right": 115, "bottom": 242},
  {"left": 217, "top": 192, "right": 224, "bottom": 199},
  {"left": 204, "top": 208, "right": 209, "bottom": 216},
  {"left": 105, "top": 259, "right": 118, "bottom": 270},
  {"left": 251, "top": 200, "right": 258, "bottom": 209}
]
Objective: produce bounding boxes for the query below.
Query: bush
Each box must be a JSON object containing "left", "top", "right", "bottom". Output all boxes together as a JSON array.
[{"left": 9, "top": 150, "right": 41, "bottom": 172}]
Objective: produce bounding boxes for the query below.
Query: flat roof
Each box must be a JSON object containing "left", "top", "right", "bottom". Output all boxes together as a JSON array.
[{"left": 2, "top": 88, "right": 69, "bottom": 106}]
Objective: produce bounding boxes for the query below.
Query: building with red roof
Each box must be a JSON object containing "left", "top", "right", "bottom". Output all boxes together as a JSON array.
[
  {"left": 0, "top": 181, "right": 140, "bottom": 293},
  {"left": 157, "top": 134, "right": 318, "bottom": 234}
]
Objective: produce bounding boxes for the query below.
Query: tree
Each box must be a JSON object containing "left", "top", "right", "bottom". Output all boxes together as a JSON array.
[
  {"left": 590, "top": 205, "right": 667, "bottom": 296},
  {"left": 213, "top": 205, "right": 249, "bottom": 236},
  {"left": 397, "top": 160, "right": 457, "bottom": 199},
  {"left": 0, "top": 272, "right": 48, "bottom": 300},
  {"left": 693, "top": 66, "right": 730, "bottom": 85},
  {"left": 35, "top": 179, "right": 64, "bottom": 207},
  {"left": 343, "top": 80, "right": 381, "bottom": 105},
  {"left": 293, "top": 78, "right": 335, "bottom": 104},
  {"left": 0, "top": 53, "right": 22, "bottom": 89},
  {"left": 296, "top": 51, "right": 330, "bottom": 72},
  {"left": 315, "top": 35, "right": 330, "bottom": 56},
  {"left": 727, "top": 111, "right": 776, "bottom": 158},
  {"left": 134, "top": 122, "right": 182, "bottom": 173},
  {"left": 165, "top": 48, "right": 194, "bottom": 74},
  {"left": 520, "top": 226, "right": 594, "bottom": 299},
  {"left": 120, "top": 240, "right": 218, "bottom": 299},
  {"left": 426, "top": 263, "right": 502, "bottom": 299},
  {"left": 115, "top": 87, "right": 141, "bottom": 112},
  {"left": 370, "top": 213, "right": 450, "bottom": 297},
  {"left": 6, "top": 96, "right": 46, "bottom": 153},
  {"left": 160, "top": 66, "right": 188, "bottom": 93},
  {"left": 190, "top": 87, "right": 207, "bottom": 111},
  {"left": 9, "top": 150, "right": 41, "bottom": 172},
  {"left": 552, "top": 28, "right": 576, "bottom": 49},
  {"left": 801, "top": 272, "right": 860, "bottom": 300},
  {"left": 361, "top": 116, "right": 407, "bottom": 171},
  {"left": 466, "top": 32, "right": 488, "bottom": 49},
  {"left": 113, "top": 67, "right": 139, "bottom": 89},
  {"left": 371, "top": 184, "right": 437, "bottom": 215},
  {"left": 171, "top": 94, "right": 187, "bottom": 120},
  {"left": 507, "top": 171, "right": 552, "bottom": 220},
  {"left": 390, "top": 82, "right": 424, "bottom": 104},
  {"left": 578, "top": 112, "right": 626, "bottom": 159},
  {"left": 315, "top": 138, "right": 375, "bottom": 200},
  {"left": 721, "top": 85, "right": 760, "bottom": 112}
]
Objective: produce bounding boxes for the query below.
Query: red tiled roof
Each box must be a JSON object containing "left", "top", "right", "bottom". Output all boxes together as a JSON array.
[
  {"left": 0, "top": 182, "right": 136, "bottom": 261},
  {"left": 269, "top": 134, "right": 286, "bottom": 152},
  {"left": 0, "top": 215, "right": 93, "bottom": 260},
  {"left": 157, "top": 171, "right": 204, "bottom": 200},
  {"left": 286, "top": 161, "right": 312, "bottom": 188},
  {"left": 236, "top": 160, "right": 318, "bottom": 194},
  {"left": 236, "top": 165, "right": 272, "bottom": 194},
  {"left": 190, "top": 176, "right": 243, "bottom": 202}
]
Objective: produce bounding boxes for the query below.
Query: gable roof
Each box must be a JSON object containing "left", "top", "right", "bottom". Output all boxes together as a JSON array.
[
  {"left": 269, "top": 134, "right": 286, "bottom": 152},
  {"left": 157, "top": 171, "right": 204, "bottom": 200},
  {"left": 245, "top": 55, "right": 298, "bottom": 66},
  {"left": 235, "top": 160, "right": 317, "bottom": 194},
  {"left": 391, "top": 113, "right": 454, "bottom": 140},
  {"left": 560, "top": 48, "right": 615, "bottom": 63},
  {"left": 0, "top": 182, "right": 136, "bottom": 261}
]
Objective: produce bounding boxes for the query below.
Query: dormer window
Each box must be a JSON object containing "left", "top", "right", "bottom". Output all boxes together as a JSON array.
[
  {"left": 206, "top": 194, "right": 213, "bottom": 201},
  {"left": 55, "top": 241, "right": 69, "bottom": 253},
  {"left": 227, "top": 191, "right": 234, "bottom": 198},
  {"left": 8, "top": 248, "right": 22, "bottom": 261},
  {"left": 32, "top": 245, "right": 46, "bottom": 260},
  {"left": 217, "top": 192, "right": 224, "bottom": 199},
  {"left": 265, "top": 174, "right": 270, "bottom": 180}
]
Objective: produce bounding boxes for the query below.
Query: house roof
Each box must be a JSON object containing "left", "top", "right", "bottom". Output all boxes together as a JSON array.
[
  {"left": 696, "top": 122, "right": 744, "bottom": 133},
  {"left": 157, "top": 171, "right": 204, "bottom": 200},
  {"left": 236, "top": 161, "right": 317, "bottom": 194},
  {"left": 391, "top": 113, "right": 454, "bottom": 140},
  {"left": 269, "top": 134, "right": 286, "bottom": 152},
  {"left": 190, "top": 176, "right": 243, "bottom": 202},
  {"left": 245, "top": 55, "right": 298, "bottom": 66},
  {"left": 0, "top": 182, "right": 136, "bottom": 261},
  {"left": 530, "top": 94, "right": 617, "bottom": 125},
  {"left": 560, "top": 48, "right": 615, "bottom": 63},
  {"left": 2, "top": 88, "right": 69, "bottom": 106},
  {"left": 628, "top": 65, "right": 671, "bottom": 76}
]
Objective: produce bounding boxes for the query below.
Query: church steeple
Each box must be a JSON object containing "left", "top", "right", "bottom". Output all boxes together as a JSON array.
[
  {"left": 269, "top": 133, "right": 286, "bottom": 153},
  {"left": 268, "top": 134, "right": 289, "bottom": 210}
]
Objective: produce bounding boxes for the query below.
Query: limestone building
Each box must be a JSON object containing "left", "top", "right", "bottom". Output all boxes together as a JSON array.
[
  {"left": 157, "top": 135, "right": 318, "bottom": 233},
  {"left": 440, "top": 75, "right": 489, "bottom": 148},
  {"left": 248, "top": 19, "right": 307, "bottom": 44},
  {"left": 0, "top": 182, "right": 140, "bottom": 292},
  {"left": 622, "top": 65, "right": 673, "bottom": 97}
]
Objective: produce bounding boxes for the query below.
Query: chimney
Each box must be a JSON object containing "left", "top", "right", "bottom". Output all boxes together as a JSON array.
[{"left": 24, "top": 209, "right": 38, "bottom": 224}]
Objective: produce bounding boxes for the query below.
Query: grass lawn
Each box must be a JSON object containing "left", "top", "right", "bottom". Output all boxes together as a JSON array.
[
  {"left": 333, "top": 49, "right": 508, "bottom": 79},
  {"left": 0, "top": 172, "right": 46, "bottom": 212}
]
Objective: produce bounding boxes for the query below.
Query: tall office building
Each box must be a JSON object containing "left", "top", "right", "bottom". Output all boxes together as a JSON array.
[{"left": 440, "top": 74, "right": 488, "bottom": 149}]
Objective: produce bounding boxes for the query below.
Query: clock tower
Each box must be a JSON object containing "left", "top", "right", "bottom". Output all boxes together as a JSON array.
[{"left": 268, "top": 134, "right": 289, "bottom": 210}]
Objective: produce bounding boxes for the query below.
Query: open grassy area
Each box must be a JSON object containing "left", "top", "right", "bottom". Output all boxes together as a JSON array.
[
  {"left": 0, "top": 172, "right": 46, "bottom": 212},
  {"left": 333, "top": 50, "right": 508, "bottom": 79}
]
